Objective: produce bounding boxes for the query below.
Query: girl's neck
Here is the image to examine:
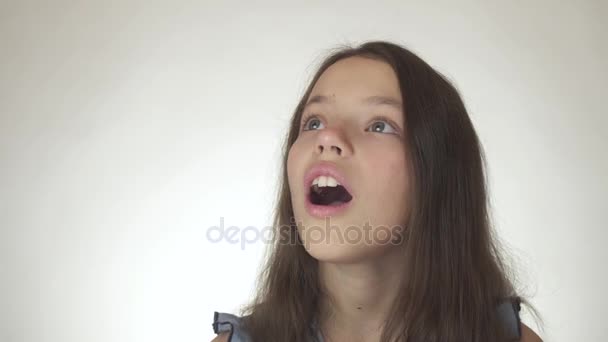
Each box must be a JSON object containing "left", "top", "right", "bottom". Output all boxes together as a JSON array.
[{"left": 317, "top": 246, "right": 405, "bottom": 341}]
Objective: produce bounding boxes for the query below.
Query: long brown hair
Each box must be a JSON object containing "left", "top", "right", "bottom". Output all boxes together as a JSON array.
[{"left": 240, "top": 40, "right": 541, "bottom": 342}]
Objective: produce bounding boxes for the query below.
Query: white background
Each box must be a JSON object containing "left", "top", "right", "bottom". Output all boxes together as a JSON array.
[{"left": 1, "top": 1, "right": 606, "bottom": 341}]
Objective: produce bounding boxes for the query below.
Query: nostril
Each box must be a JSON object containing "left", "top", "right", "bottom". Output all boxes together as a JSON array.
[{"left": 317, "top": 145, "right": 343, "bottom": 155}]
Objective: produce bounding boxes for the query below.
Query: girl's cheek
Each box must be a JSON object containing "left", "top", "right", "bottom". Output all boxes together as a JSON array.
[
  {"left": 290, "top": 134, "right": 314, "bottom": 158},
  {"left": 287, "top": 140, "right": 307, "bottom": 184},
  {"left": 288, "top": 140, "right": 303, "bottom": 162}
]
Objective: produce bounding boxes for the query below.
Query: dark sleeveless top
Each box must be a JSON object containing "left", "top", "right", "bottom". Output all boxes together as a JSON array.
[{"left": 212, "top": 297, "right": 522, "bottom": 341}]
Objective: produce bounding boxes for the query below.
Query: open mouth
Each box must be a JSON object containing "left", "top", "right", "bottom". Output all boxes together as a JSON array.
[{"left": 308, "top": 180, "right": 353, "bottom": 206}]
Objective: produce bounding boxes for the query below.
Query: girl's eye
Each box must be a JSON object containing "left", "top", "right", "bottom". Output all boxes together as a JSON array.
[
  {"left": 366, "top": 120, "right": 397, "bottom": 134},
  {"left": 301, "top": 114, "right": 399, "bottom": 135},
  {"left": 301, "top": 114, "right": 324, "bottom": 131}
]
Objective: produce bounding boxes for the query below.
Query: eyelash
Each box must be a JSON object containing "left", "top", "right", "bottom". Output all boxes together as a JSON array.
[
  {"left": 300, "top": 113, "right": 317, "bottom": 130},
  {"left": 300, "top": 113, "right": 400, "bottom": 135}
]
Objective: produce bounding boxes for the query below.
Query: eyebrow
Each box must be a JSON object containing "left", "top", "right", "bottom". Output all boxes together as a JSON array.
[{"left": 304, "top": 94, "right": 403, "bottom": 111}]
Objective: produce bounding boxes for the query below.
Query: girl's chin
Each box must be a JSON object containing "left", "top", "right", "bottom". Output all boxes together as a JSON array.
[{"left": 304, "top": 243, "right": 394, "bottom": 264}]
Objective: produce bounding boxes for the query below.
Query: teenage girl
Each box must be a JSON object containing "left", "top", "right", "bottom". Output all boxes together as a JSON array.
[{"left": 211, "top": 40, "right": 543, "bottom": 342}]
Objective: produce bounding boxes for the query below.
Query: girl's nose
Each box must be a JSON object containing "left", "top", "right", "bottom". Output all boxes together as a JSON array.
[{"left": 314, "top": 127, "right": 353, "bottom": 158}]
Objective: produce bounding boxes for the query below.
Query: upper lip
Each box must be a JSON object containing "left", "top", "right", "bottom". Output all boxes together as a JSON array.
[{"left": 303, "top": 161, "right": 354, "bottom": 198}]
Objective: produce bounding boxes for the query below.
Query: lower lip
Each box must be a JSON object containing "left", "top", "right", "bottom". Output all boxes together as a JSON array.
[{"left": 305, "top": 196, "right": 353, "bottom": 218}]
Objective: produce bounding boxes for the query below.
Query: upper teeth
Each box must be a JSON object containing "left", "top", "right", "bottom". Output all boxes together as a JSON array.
[{"left": 312, "top": 176, "right": 340, "bottom": 187}]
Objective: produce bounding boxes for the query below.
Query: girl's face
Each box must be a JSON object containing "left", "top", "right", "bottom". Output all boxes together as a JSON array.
[{"left": 287, "top": 56, "right": 411, "bottom": 263}]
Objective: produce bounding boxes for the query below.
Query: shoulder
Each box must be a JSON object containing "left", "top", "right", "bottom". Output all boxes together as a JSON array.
[
  {"left": 211, "top": 311, "right": 252, "bottom": 342},
  {"left": 210, "top": 332, "right": 230, "bottom": 342},
  {"left": 520, "top": 322, "right": 543, "bottom": 342}
]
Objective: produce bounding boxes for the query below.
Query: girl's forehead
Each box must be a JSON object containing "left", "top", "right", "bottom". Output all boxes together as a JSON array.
[
  {"left": 304, "top": 93, "right": 403, "bottom": 114},
  {"left": 311, "top": 57, "right": 402, "bottom": 102}
]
